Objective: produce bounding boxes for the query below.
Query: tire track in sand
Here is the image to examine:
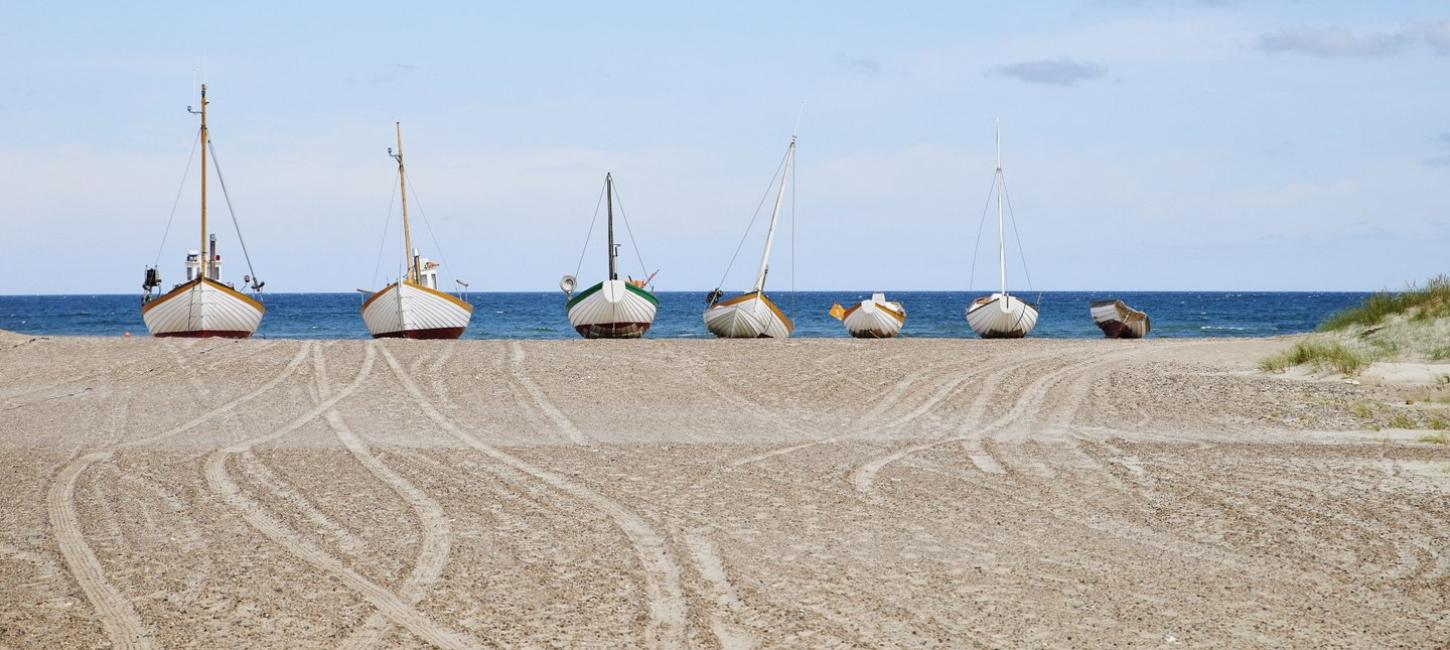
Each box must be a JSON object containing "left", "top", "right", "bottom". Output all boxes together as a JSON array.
[
  {"left": 203, "top": 342, "right": 486, "bottom": 650},
  {"left": 319, "top": 343, "right": 456, "bottom": 650},
  {"left": 849, "top": 354, "right": 1072, "bottom": 492},
  {"left": 378, "top": 343, "right": 687, "bottom": 650},
  {"left": 46, "top": 342, "right": 311, "bottom": 650},
  {"left": 682, "top": 530, "right": 758, "bottom": 650},
  {"left": 506, "top": 341, "right": 591, "bottom": 445}
]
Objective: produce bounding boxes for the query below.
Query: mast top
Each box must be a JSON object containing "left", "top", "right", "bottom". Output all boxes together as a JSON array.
[{"left": 995, "top": 119, "right": 1002, "bottom": 172}]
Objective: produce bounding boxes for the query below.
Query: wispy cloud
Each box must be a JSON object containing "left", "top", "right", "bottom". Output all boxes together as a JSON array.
[
  {"left": 1258, "top": 21, "right": 1450, "bottom": 58},
  {"left": 994, "top": 58, "right": 1105, "bottom": 86},
  {"left": 368, "top": 62, "right": 418, "bottom": 84},
  {"left": 1426, "top": 155, "right": 1450, "bottom": 167},
  {"left": 839, "top": 57, "right": 882, "bottom": 78},
  {"left": 1257, "top": 27, "right": 1409, "bottom": 58}
]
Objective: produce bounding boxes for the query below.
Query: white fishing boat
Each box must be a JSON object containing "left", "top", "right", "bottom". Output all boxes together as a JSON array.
[
  {"left": 704, "top": 130, "right": 797, "bottom": 339},
  {"left": 965, "top": 123, "right": 1039, "bottom": 339},
  {"left": 833, "top": 293, "right": 906, "bottom": 338},
  {"left": 1090, "top": 299, "right": 1150, "bottom": 339},
  {"left": 360, "top": 123, "right": 473, "bottom": 339},
  {"left": 141, "top": 84, "right": 266, "bottom": 338},
  {"left": 561, "top": 173, "right": 659, "bottom": 338}
]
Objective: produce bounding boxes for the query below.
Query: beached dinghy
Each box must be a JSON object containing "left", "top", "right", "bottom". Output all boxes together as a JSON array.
[
  {"left": 360, "top": 123, "right": 473, "bottom": 339},
  {"left": 832, "top": 293, "right": 906, "bottom": 338},
  {"left": 1091, "top": 299, "right": 1150, "bottom": 338},
  {"left": 704, "top": 130, "right": 798, "bottom": 339},
  {"left": 561, "top": 173, "right": 659, "bottom": 338},
  {"left": 965, "top": 124, "right": 1038, "bottom": 339},
  {"left": 141, "top": 84, "right": 266, "bottom": 338}
]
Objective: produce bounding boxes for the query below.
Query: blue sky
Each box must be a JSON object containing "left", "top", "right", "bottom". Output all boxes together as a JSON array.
[{"left": 1, "top": 1, "right": 1446, "bottom": 294}]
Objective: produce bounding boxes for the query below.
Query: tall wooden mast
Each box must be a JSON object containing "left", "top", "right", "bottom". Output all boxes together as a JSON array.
[
  {"left": 753, "top": 135, "right": 795, "bottom": 294},
  {"left": 606, "top": 173, "right": 617, "bottom": 281},
  {"left": 392, "top": 122, "right": 415, "bottom": 283}
]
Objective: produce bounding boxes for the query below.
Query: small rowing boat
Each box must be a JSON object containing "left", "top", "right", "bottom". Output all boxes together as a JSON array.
[{"left": 1090, "top": 299, "right": 1150, "bottom": 338}]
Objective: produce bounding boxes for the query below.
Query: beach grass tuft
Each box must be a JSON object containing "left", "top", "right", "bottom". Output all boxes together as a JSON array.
[
  {"left": 1419, "top": 432, "right": 1450, "bottom": 445},
  {"left": 1320, "top": 274, "right": 1450, "bottom": 331},
  {"left": 1259, "top": 341, "right": 1365, "bottom": 375},
  {"left": 1388, "top": 413, "right": 1417, "bottom": 429}
]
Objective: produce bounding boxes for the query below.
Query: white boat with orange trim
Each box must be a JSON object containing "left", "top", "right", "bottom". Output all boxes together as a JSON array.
[
  {"left": 1091, "top": 299, "right": 1150, "bottom": 338},
  {"left": 964, "top": 123, "right": 1039, "bottom": 339},
  {"left": 141, "top": 84, "right": 266, "bottom": 338},
  {"left": 704, "top": 128, "right": 798, "bottom": 339},
  {"left": 561, "top": 173, "right": 659, "bottom": 338},
  {"left": 359, "top": 123, "right": 472, "bottom": 339},
  {"left": 833, "top": 293, "right": 906, "bottom": 338}
]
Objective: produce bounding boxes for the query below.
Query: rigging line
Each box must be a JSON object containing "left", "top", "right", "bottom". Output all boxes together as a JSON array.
[
  {"left": 206, "top": 141, "right": 260, "bottom": 290},
  {"left": 154, "top": 127, "right": 201, "bottom": 268},
  {"left": 369, "top": 170, "right": 399, "bottom": 293},
  {"left": 966, "top": 172, "right": 998, "bottom": 293},
  {"left": 999, "top": 175, "right": 1037, "bottom": 300},
  {"left": 402, "top": 176, "right": 459, "bottom": 295},
  {"left": 573, "top": 181, "right": 608, "bottom": 282},
  {"left": 715, "top": 145, "right": 791, "bottom": 291},
  {"left": 607, "top": 180, "right": 650, "bottom": 282},
  {"left": 790, "top": 142, "right": 796, "bottom": 316}
]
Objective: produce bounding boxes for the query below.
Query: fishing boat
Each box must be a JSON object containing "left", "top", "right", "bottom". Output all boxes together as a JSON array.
[
  {"left": 1091, "top": 299, "right": 1150, "bottom": 338},
  {"left": 703, "top": 131, "right": 797, "bottom": 339},
  {"left": 359, "top": 123, "right": 473, "bottom": 339},
  {"left": 560, "top": 173, "right": 659, "bottom": 338},
  {"left": 965, "top": 124, "right": 1039, "bottom": 338},
  {"left": 832, "top": 293, "right": 906, "bottom": 338},
  {"left": 141, "top": 84, "right": 266, "bottom": 338}
]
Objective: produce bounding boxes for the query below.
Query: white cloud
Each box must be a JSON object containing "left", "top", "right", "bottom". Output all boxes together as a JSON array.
[
  {"left": 994, "top": 59, "right": 1106, "bottom": 86},
  {"left": 1257, "top": 27, "right": 1409, "bottom": 58}
]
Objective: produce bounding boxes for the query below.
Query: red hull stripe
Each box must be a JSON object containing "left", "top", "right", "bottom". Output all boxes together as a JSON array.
[
  {"left": 154, "top": 330, "right": 253, "bottom": 339},
  {"left": 371, "top": 327, "right": 467, "bottom": 340},
  {"left": 574, "top": 322, "right": 651, "bottom": 339}
]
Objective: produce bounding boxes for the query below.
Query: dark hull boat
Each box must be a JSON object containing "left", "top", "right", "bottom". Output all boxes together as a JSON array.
[{"left": 1090, "top": 299, "right": 1150, "bottom": 339}]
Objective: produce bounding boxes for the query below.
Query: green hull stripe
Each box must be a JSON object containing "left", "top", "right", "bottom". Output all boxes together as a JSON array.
[{"left": 566, "top": 281, "right": 658, "bottom": 309}]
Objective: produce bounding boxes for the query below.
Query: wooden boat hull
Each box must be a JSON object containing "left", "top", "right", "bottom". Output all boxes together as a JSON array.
[
  {"left": 361, "top": 280, "right": 473, "bottom": 340},
  {"left": 1090, "top": 299, "right": 1150, "bottom": 339},
  {"left": 842, "top": 298, "right": 905, "bottom": 339},
  {"left": 566, "top": 280, "right": 657, "bottom": 339},
  {"left": 141, "top": 278, "right": 264, "bottom": 338},
  {"left": 964, "top": 293, "right": 1038, "bottom": 338},
  {"left": 703, "top": 291, "right": 793, "bottom": 338}
]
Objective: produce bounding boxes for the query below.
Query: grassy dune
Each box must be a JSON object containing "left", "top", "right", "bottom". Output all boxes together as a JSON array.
[{"left": 1261, "top": 274, "right": 1450, "bottom": 375}]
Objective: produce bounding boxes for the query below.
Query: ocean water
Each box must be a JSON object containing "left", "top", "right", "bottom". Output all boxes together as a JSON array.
[{"left": 0, "top": 291, "right": 1370, "bottom": 339}]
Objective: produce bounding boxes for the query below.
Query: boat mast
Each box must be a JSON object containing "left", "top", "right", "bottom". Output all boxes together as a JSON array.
[
  {"left": 606, "top": 173, "right": 617, "bottom": 281},
  {"left": 392, "top": 122, "right": 415, "bottom": 284},
  {"left": 753, "top": 136, "right": 796, "bottom": 293},
  {"left": 190, "top": 84, "right": 209, "bottom": 279},
  {"left": 995, "top": 121, "right": 1007, "bottom": 298}
]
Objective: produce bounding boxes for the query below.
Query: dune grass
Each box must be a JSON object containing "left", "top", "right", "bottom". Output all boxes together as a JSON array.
[
  {"left": 1320, "top": 274, "right": 1450, "bottom": 331},
  {"left": 1259, "top": 340, "right": 1365, "bottom": 374}
]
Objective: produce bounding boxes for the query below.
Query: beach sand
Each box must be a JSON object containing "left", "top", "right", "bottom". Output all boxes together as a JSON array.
[{"left": 2, "top": 332, "right": 1448, "bottom": 648}]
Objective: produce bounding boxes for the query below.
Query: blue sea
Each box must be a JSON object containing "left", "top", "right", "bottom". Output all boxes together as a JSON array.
[{"left": 0, "top": 291, "right": 1369, "bottom": 339}]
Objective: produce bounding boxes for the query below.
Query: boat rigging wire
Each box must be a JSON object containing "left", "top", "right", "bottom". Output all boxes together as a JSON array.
[
  {"left": 966, "top": 172, "right": 998, "bottom": 293},
  {"left": 206, "top": 140, "right": 262, "bottom": 292},
  {"left": 369, "top": 169, "right": 399, "bottom": 294},
  {"left": 573, "top": 181, "right": 608, "bottom": 283},
  {"left": 714, "top": 145, "right": 791, "bottom": 292},
  {"left": 606, "top": 180, "right": 651, "bottom": 283},
  {"left": 999, "top": 176, "right": 1041, "bottom": 306},
  {"left": 403, "top": 176, "right": 462, "bottom": 296},
  {"left": 153, "top": 128, "right": 201, "bottom": 268}
]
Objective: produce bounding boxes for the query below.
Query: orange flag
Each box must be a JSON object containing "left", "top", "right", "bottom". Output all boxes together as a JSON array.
[{"left": 828, "top": 303, "right": 846, "bottom": 321}]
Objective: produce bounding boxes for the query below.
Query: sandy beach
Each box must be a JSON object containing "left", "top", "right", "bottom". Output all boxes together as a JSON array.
[{"left": 2, "top": 330, "right": 1447, "bottom": 648}]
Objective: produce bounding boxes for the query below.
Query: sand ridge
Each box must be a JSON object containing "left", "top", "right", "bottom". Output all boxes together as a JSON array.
[{"left": 2, "top": 335, "right": 1448, "bottom": 647}]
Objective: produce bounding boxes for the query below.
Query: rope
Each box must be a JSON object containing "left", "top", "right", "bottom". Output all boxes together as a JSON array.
[
  {"left": 999, "top": 175, "right": 1040, "bottom": 305},
  {"left": 714, "top": 145, "right": 791, "bottom": 291},
  {"left": 205, "top": 141, "right": 261, "bottom": 292},
  {"left": 154, "top": 128, "right": 201, "bottom": 268},
  {"left": 573, "top": 181, "right": 607, "bottom": 282},
  {"left": 402, "top": 176, "right": 460, "bottom": 295},
  {"left": 607, "top": 180, "right": 651, "bottom": 283},
  {"left": 369, "top": 170, "right": 399, "bottom": 293},
  {"left": 966, "top": 172, "right": 997, "bottom": 293},
  {"left": 789, "top": 143, "right": 796, "bottom": 316}
]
